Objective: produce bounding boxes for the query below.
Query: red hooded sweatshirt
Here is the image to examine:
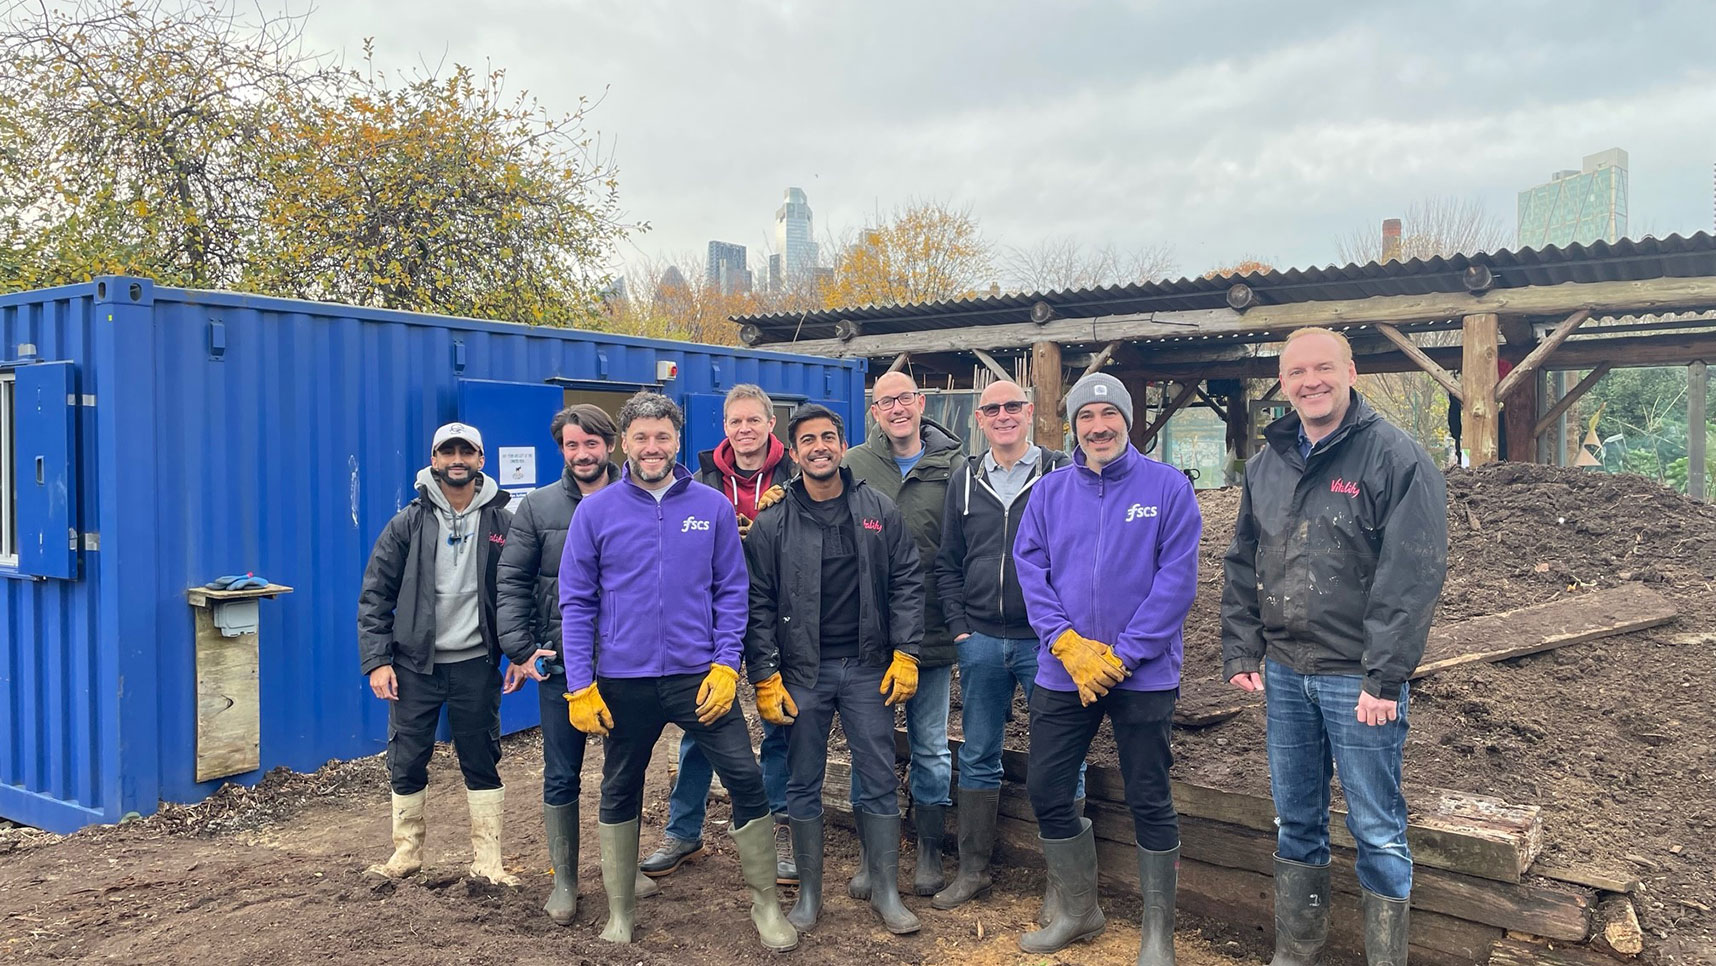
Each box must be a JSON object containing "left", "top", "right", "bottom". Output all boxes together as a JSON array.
[{"left": 702, "top": 434, "right": 790, "bottom": 521}]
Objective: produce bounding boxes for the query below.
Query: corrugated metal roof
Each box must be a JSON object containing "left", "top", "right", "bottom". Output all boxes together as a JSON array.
[{"left": 735, "top": 233, "right": 1716, "bottom": 345}]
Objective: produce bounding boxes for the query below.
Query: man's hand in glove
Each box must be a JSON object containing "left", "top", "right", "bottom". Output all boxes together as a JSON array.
[
  {"left": 695, "top": 664, "right": 740, "bottom": 724},
  {"left": 1050, "top": 629, "right": 1128, "bottom": 706},
  {"left": 755, "top": 484, "right": 786, "bottom": 513},
  {"left": 753, "top": 672, "right": 798, "bottom": 725},
  {"left": 565, "top": 683, "right": 614, "bottom": 735},
  {"left": 737, "top": 511, "right": 754, "bottom": 540},
  {"left": 880, "top": 651, "right": 920, "bottom": 706}
]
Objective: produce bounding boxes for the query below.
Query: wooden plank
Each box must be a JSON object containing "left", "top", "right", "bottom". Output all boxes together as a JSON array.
[
  {"left": 1172, "top": 678, "right": 1260, "bottom": 727},
  {"left": 1534, "top": 364, "right": 1612, "bottom": 439},
  {"left": 1528, "top": 860, "right": 1641, "bottom": 895},
  {"left": 778, "top": 277, "right": 1716, "bottom": 357},
  {"left": 1591, "top": 895, "right": 1644, "bottom": 957},
  {"left": 185, "top": 581, "right": 293, "bottom": 608},
  {"left": 970, "top": 347, "right": 1012, "bottom": 382},
  {"left": 1413, "top": 584, "right": 1678, "bottom": 679},
  {"left": 886, "top": 352, "right": 909, "bottom": 373},
  {"left": 194, "top": 608, "right": 261, "bottom": 783},
  {"left": 1374, "top": 323, "right": 1464, "bottom": 401},
  {"left": 1463, "top": 312, "right": 1502, "bottom": 466},
  {"left": 1690, "top": 360, "right": 1707, "bottom": 501},
  {"left": 1496, "top": 310, "right": 1592, "bottom": 400},
  {"left": 1488, "top": 937, "right": 1633, "bottom": 966},
  {"left": 1032, "top": 340, "right": 1063, "bottom": 450}
]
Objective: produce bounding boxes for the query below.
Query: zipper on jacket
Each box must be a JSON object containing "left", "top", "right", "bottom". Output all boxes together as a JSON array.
[
  {"left": 1091, "top": 474, "right": 1105, "bottom": 627},
  {"left": 656, "top": 497, "right": 666, "bottom": 675}
]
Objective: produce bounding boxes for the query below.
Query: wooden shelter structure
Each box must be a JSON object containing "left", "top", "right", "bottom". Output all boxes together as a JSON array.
[{"left": 733, "top": 234, "right": 1716, "bottom": 497}]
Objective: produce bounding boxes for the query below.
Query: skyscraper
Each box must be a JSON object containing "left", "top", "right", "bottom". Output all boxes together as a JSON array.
[
  {"left": 775, "top": 187, "right": 818, "bottom": 288},
  {"left": 706, "top": 241, "right": 751, "bottom": 295},
  {"left": 1517, "top": 149, "right": 1629, "bottom": 249}
]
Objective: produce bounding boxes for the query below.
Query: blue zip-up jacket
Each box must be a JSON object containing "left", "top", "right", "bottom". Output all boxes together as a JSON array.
[
  {"left": 559, "top": 463, "right": 748, "bottom": 692},
  {"left": 1014, "top": 442, "right": 1202, "bottom": 693}
]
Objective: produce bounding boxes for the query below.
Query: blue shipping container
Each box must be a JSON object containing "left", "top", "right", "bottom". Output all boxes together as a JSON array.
[{"left": 0, "top": 277, "right": 865, "bottom": 832}]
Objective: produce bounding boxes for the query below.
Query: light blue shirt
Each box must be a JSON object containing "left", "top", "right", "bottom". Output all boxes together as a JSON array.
[
  {"left": 982, "top": 445, "right": 1042, "bottom": 508},
  {"left": 893, "top": 449, "right": 924, "bottom": 477}
]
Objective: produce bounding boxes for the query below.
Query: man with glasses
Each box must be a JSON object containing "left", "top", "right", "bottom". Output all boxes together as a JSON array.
[
  {"left": 841, "top": 370, "right": 961, "bottom": 897},
  {"left": 931, "top": 380, "right": 1071, "bottom": 911},
  {"left": 359, "top": 422, "right": 520, "bottom": 887}
]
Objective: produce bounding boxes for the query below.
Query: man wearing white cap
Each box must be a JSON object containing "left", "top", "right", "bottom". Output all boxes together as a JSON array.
[{"left": 359, "top": 421, "right": 520, "bottom": 885}]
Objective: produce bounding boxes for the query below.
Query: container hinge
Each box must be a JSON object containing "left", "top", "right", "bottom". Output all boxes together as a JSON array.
[
  {"left": 68, "top": 393, "right": 96, "bottom": 407},
  {"left": 79, "top": 532, "right": 99, "bottom": 551}
]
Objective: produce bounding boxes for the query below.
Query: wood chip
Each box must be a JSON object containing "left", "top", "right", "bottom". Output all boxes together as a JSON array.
[
  {"left": 1623, "top": 853, "right": 1661, "bottom": 871},
  {"left": 1534, "top": 562, "right": 1551, "bottom": 573}
]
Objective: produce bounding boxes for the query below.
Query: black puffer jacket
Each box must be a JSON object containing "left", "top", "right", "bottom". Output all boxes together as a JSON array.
[
  {"left": 1220, "top": 391, "right": 1448, "bottom": 699},
  {"left": 934, "top": 448, "right": 1071, "bottom": 639},
  {"left": 495, "top": 462, "right": 620, "bottom": 665},
  {"left": 742, "top": 468, "right": 923, "bottom": 690},
  {"left": 357, "top": 476, "right": 513, "bottom": 675}
]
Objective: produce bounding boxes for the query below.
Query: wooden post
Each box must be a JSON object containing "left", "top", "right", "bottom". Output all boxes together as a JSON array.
[
  {"left": 1032, "top": 340, "right": 1063, "bottom": 450},
  {"left": 1690, "top": 360, "right": 1708, "bottom": 501},
  {"left": 1504, "top": 365, "right": 1537, "bottom": 462},
  {"left": 1462, "top": 314, "right": 1501, "bottom": 466}
]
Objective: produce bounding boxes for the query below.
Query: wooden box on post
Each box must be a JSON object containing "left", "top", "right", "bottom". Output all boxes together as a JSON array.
[{"left": 185, "top": 583, "right": 293, "bottom": 783}]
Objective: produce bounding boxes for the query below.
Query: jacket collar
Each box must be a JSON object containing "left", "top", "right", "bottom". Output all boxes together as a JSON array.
[
  {"left": 1071, "top": 440, "right": 1140, "bottom": 480},
  {"left": 1264, "top": 389, "right": 1379, "bottom": 462},
  {"left": 561, "top": 460, "right": 621, "bottom": 500},
  {"left": 787, "top": 465, "right": 862, "bottom": 509},
  {"left": 619, "top": 461, "right": 695, "bottom": 498}
]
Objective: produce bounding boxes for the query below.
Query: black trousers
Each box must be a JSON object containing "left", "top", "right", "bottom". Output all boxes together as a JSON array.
[
  {"left": 597, "top": 673, "right": 770, "bottom": 828},
  {"left": 537, "top": 669, "right": 587, "bottom": 807},
  {"left": 1026, "top": 685, "right": 1178, "bottom": 850},
  {"left": 387, "top": 656, "right": 503, "bottom": 795}
]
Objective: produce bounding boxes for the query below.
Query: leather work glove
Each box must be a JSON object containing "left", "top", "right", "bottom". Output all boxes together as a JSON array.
[
  {"left": 564, "top": 683, "right": 614, "bottom": 736},
  {"left": 737, "top": 512, "right": 754, "bottom": 540},
  {"left": 1050, "top": 629, "right": 1128, "bottom": 706},
  {"left": 695, "top": 664, "right": 741, "bottom": 725},
  {"left": 755, "top": 484, "right": 786, "bottom": 513},
  {"left": 754, "top": 672, "right": 798, "bottom": 725},
  {"left": 880, "top": 651, "right": 920, "bottom": 707}
]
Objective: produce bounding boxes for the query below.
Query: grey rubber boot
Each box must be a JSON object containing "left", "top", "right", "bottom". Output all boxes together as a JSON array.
[
  {"left": 912, "top": 802, "right": 948, "bottom": 896},
  {"left": 542, "top": 802, "right": 579, "bottom": 925},
  {"left": 1018, "top": 817, "right": 1105, "bottom": 954},
  {"left": 1361, "top": 890, "right": 1410, "bottom": 966},
  {"left": 787, "top": 815, "right": 824, "bottom": 931},
  {"left": 856, "top": 809, "right": 921, "bottom": 935},
  {"left": 932, "top": 788, "right": 998, "bottom": 910},
  {"left": 597, "top": 819, "right": 640, "bottom": 943},
  {"left": 1035, "top": 796, "right": 1085, "bottom": 926},
  {"left": 731, "top": 815, "right": 799, "bottom": 952},
  {"left": 847, "top": 839, "right": 870, "bottom": 899},
  {"left": 635, "top": 867, "right": 660, "bottom": 899},
  {"left": 1270, "top": 854, "right": 1330, "bottom": 965},
  {"left": 1136, "top": 844, "right": 1179, "bottom": 966}
]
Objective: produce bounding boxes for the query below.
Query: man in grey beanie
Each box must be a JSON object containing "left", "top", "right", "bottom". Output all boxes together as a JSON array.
[{"left": 1061, "top": 372, "right": 1134, "bottom": 435}]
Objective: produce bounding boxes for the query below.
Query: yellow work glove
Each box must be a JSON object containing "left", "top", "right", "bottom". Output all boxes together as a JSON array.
[
  {"left": 755, "top": 484, "right": 786, "bottom": 513},
  {"left": 695, "top": 664, "right": 741, "bottom": 725},
  {"left": 1050, "top": 629, "right": 1128, "bottom": 706},
  {"left": 564, "top": 683, "right": 614, "bottom": 736},
  {"left": 737, "top": 512, "right": 754, "bottom": 540},
  {"left": 880, "top": 651, "right": 920, "bottom": 707},
  {"left": 753, "top": 672, "right": 798, "bottom": 725}
]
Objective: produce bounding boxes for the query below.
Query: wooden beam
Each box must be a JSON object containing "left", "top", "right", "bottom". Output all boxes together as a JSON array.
[
  {"left": 1505, "top": 362, "right": 1538, "bottom": 461},
  {"left": 1412, "top": 584, "right": 1678, "bottom": 678},
  {"left": 1496, "top": 309, "right": 1592, "bottom": 399},
  {"left": 1261, "top": 379, "right": 1280, "bottom": 400},
  {"left": 1373, "top": 323, "right": 1465, "bottom": 402},
  {"left": 1193, "top": 384, "right": 1228, "bottom": 421},
  {"left": 1031, "top": 340, "right": 1063, "bottom": 450},
  {"left": 1533, "top": 364, "right": 1611, "bottom": 439},
  {"left": 969, "top": 346, "right": 1012, "bottom": 382},
  {"left": 1080, "top": 340, "right": 1122, "bottom": 379},
  {"left": 1690, "top": 360, "right": 1708, "bottom": 501},
  {"left": 886, "top": 352, "right": 909, "bottom": 373},
  {"left": 1462, "top": 313, "right": 1502, "bottom": 466},
  {"left": 1133, "top": 380, "right": 1199, "bottom": 449},
  {"left": 770, "top": 277, "right": 1716, "bottom": 356}
]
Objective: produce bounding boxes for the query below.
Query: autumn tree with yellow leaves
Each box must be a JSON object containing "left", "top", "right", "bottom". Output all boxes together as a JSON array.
[{"left": 819, "top": 201, "right": 993, "bottom": 307}]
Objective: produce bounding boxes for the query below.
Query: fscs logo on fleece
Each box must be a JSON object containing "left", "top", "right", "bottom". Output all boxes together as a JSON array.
[
  {"left": 1125, "top": 503, "right": 1159, "bottom": 522},
  {"left": 680, "top": 516, "right": 711, "bottom": 533}
]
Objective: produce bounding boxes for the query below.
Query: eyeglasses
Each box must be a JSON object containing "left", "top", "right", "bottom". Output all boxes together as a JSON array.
[
  {"left": 873, "top": 391, "right": 919, "bottom": 411},
  {"left": 977, "top": 400, "right": 1028, "bottom": 417}
]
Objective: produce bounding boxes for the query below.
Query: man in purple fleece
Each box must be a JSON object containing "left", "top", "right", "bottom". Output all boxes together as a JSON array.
[
  {"left": 1013, "top": 372, "right": 1202, "bottom": 965},
  {"left": 559, "top": 391, "right": 796, "bottom": 953}
]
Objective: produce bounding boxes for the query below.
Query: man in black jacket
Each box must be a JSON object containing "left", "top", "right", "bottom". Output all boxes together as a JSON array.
[
  {"left": 1222, "top": 328, "right": 1448, "bottom": 966},
  {"left": 744, "top": 404, "right": 925, "bottom": 936},
  {"left": 358, "top": 422, "right": 517, "bottom": 886},
  {"left": 495, "top": 404, "right": 660, "bottom": 923},
  {"left": 930, "top": 379, "right": 1072, "bottom": 911}
]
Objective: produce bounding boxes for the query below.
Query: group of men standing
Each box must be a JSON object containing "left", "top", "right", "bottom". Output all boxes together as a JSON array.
[{"left": 358, "top": 325, "right": 1447, "bottom": 965}]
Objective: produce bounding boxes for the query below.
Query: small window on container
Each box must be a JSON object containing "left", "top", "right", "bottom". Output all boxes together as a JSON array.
[{"left": 0, "top": 372, "right": 15, "bottom": 567}]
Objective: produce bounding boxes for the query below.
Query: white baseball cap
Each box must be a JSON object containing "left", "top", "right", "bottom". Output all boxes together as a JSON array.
[{"left": 431, "top": 422, "right": 484, "bottom": 453}]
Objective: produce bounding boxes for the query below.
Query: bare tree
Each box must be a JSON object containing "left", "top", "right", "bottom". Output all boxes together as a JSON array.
[
  {"left": 1335, "top": 195, "right": 1510, "bottom": 266},
  {"left": 1002, "top": 237, "right": 1177, "bottom": 293}
]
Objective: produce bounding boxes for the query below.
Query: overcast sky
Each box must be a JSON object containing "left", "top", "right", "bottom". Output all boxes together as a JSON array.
[{"left": 306, "top": 1, "right": 1716, "bottom": 286}]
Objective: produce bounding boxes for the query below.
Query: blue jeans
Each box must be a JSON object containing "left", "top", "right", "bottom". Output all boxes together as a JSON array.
[
  {"left": 848, "top": 660, "right": 953, "bottom": 810},
  {"left": 956, "top": 632, "right": 1084, "bottom": 798},
  {"left": 785, "top": 658, "right": 901, "bottom": 819},
  {"left": 1265, "top": 659, "right": 1413, "bottom": 900},
  {"left": 665, "top": 720, "right": 790, "bottom": 841}
]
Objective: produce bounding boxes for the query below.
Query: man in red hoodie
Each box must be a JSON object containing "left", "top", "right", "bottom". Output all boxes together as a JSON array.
[{"left": 641, "top": 384, "right": 798, "bottom": 884}]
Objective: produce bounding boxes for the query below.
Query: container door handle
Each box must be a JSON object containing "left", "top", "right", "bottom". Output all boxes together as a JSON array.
[{"left": 36, "top": 456, "right": 44, "bottom": 484}]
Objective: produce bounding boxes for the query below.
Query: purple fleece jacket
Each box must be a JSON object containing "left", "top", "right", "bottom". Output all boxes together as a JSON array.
[
  {"left": 1014, "top": 443, "right": 1202, "bottom": 693},
  {"left": 559, "top": 464, "right": 748, "bottom": 692}
]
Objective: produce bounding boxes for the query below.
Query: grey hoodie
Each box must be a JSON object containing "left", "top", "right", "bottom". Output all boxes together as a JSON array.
[{"left": 416, "top": 466, "right": 507, "bottom": 664}]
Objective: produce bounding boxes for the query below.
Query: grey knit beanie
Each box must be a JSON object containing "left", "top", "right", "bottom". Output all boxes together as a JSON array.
[{"left": 1065, "top": 372, "right": 1133, "bottom": 428}]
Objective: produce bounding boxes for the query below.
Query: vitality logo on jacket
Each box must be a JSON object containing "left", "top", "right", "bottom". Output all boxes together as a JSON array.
[
  {"left": 1125, "top": 503, "right": 1159, "bottom": 522},
  {"left": 681, "top": 516, "right": 711, "bottom": 532},
  {"left": 862, "top": 518, "right": 883, "bottom": 533},
  {"left": 1330, "top": 478, "right": 1361, "bottom": 497}
]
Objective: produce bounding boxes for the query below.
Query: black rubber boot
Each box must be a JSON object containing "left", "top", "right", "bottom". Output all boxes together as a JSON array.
[
  {"left": 1035, "top": 796, "right": 1085, "bottom": 926},
  {"left": 1361, "top": 889, "right": 1409, "bottom": 966},
  {"left": 543, "top": 802, "right": 579, "bottom": 925},
  {"left": 1270, "top": 854, "right": 1330, "bottom": 965},
  {"left": 932, "top": 788, "right": 998, "bottom": 910},
  {"left": 787, "top": 815, "right": 824, "bottom": 931},
  {"left": 856, "top": 810, "right": 921, "bottom": 935},
  {"left": 912, "top": 802, "right": 947, "bottom": 896},
  {"left": 847, "top": 839, "right": 869, "bottom": 899},
  {"left": 1136, "top": 844, "right": 1178, "bottom": 966},
  {"left": 1018, "top": 817, "right": 1105, "bottom": 953}
]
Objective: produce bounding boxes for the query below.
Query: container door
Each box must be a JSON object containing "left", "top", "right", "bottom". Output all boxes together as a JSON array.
[
  {"left": 13, "top": 361, "right": 80, "bottom": 579},
  {"left": 682, "top": 392, "right": 727, "bottom": 468},
  {"left": 456, "top": 378, "right": 565, "bottom": 736}
]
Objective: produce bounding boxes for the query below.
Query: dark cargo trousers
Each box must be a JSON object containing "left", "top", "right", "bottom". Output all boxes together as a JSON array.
[{"left": 387, "top": 656, "right": 503, "bottom": 794}]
